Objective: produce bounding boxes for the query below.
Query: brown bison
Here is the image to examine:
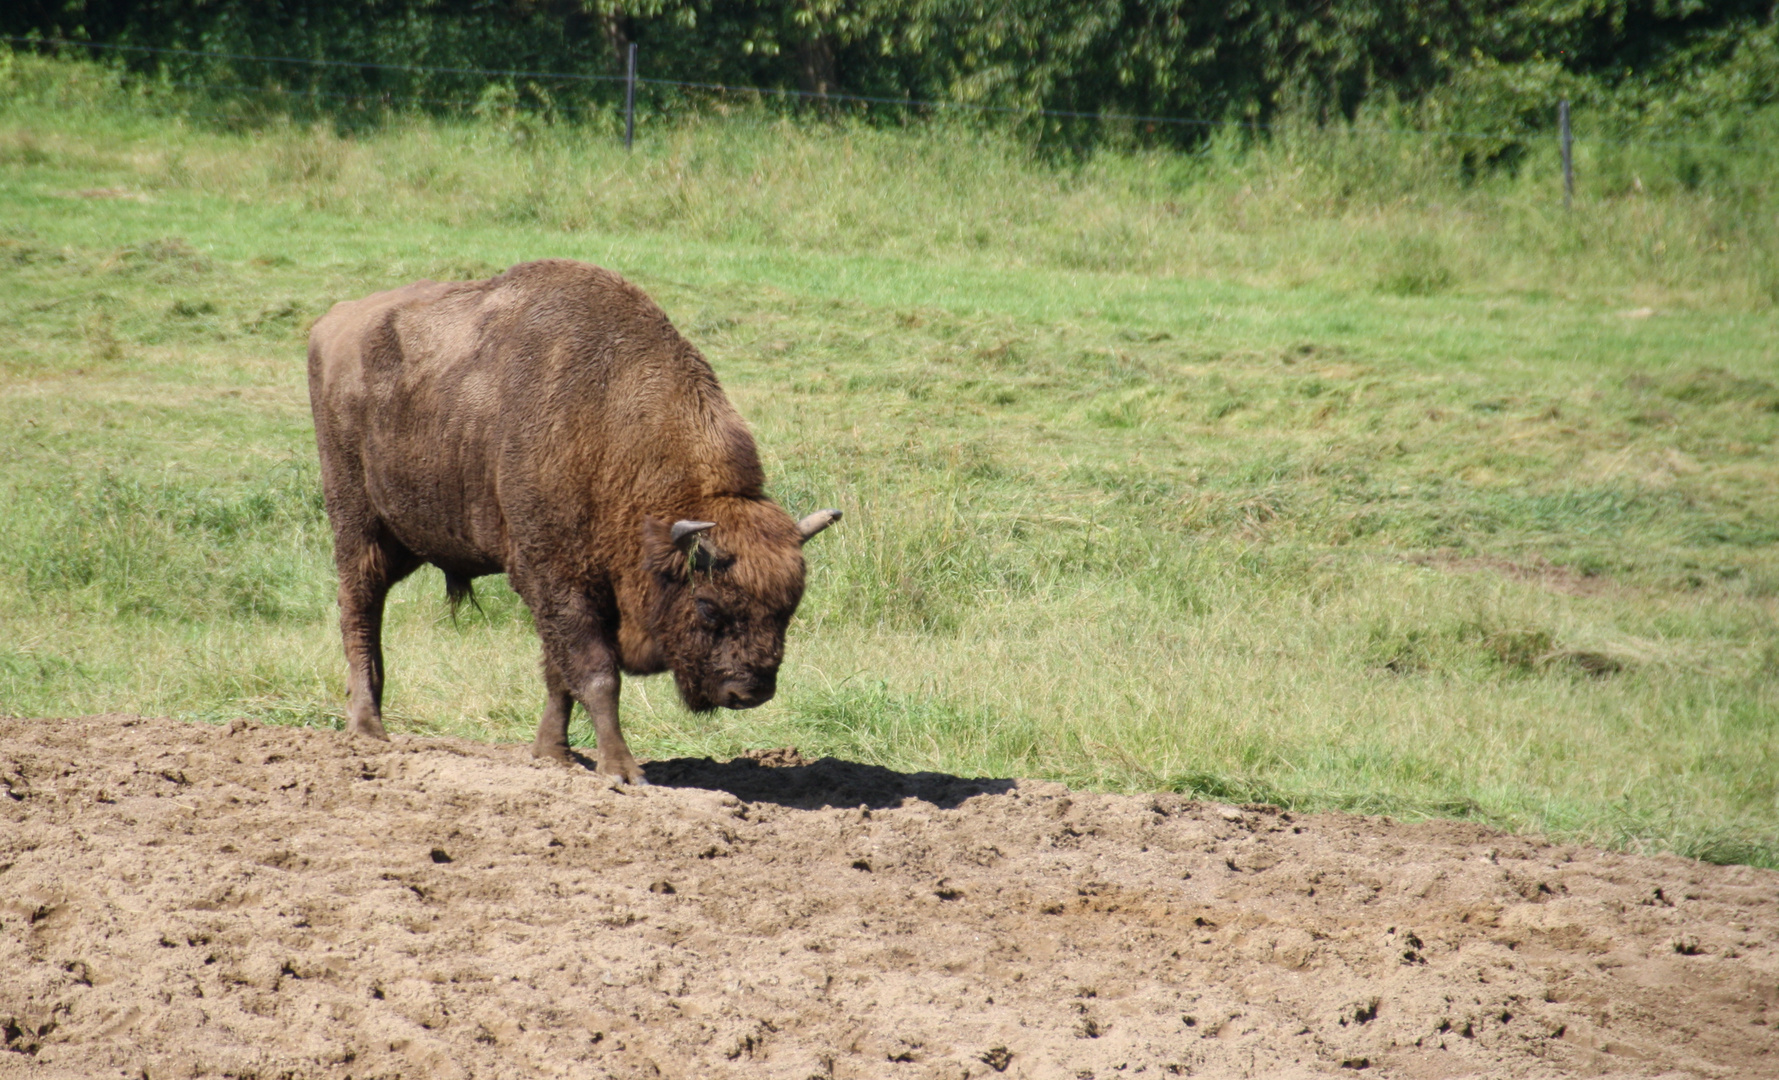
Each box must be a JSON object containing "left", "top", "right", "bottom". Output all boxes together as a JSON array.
[{"left": 306, "top": 259, "right": 839, "bottom": 783}]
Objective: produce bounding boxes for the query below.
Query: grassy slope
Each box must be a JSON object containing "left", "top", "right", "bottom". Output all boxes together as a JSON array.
[{"left": 2, "top": 58, "right": 1775, "bottom": 865}]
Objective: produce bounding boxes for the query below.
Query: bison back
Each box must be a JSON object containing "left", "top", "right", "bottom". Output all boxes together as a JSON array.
[{"left": 307, "top": 260, "right": 765, "bottom": 579}]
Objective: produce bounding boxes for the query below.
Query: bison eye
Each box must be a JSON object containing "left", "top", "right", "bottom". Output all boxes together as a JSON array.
[{"left": 694, "top": 598, "right": 723, "bottom": 628}]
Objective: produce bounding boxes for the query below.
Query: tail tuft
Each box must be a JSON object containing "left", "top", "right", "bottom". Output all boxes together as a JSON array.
[{"left": 444, "top": 572, "right": 480, "bottom": 621}]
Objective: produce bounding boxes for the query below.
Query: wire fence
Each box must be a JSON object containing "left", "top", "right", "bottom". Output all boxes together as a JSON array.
[{"left": 4, "top": 33, "right": 1770, "bottom": 159}]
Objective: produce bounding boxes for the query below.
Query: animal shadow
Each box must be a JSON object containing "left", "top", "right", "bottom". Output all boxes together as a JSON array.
[{"left": 644, "top": 750, "right": 1015, "bottom": 810}]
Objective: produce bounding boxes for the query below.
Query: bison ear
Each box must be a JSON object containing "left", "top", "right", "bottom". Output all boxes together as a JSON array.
[
  {"left": 642, "top": 517, "right": 709, "bottom": 580},
  {"left": 796, "top": 508, "right": 842, "bottom": 544},
  {"left": 672, "top": 519, "right": 725, "bottom": 573},
  {"left": 670, "top": 519, "right": 717, "bottom": 553}
]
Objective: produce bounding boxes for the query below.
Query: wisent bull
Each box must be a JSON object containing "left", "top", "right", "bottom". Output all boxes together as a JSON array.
[{"left": 307, "top": 259, "right": 840, "bottom": 783}]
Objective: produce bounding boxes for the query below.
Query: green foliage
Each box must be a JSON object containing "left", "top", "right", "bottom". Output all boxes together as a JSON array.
[{"left": 6, "top": 1, "right": 1778, "bottom": 152}]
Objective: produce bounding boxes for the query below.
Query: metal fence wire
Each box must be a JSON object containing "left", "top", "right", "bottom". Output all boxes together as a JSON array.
[{"left": 4, "top": 33, "right": 1769, "bottom": 162}]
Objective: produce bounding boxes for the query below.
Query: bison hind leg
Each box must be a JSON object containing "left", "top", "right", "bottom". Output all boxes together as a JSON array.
[{"left": 334, "top": 528, "right": 421, "bottom": 741}]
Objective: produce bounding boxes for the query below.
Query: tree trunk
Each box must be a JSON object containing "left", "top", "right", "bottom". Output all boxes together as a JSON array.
[{"left": 797, "top": 34, "right": 838, "bottom": 99}]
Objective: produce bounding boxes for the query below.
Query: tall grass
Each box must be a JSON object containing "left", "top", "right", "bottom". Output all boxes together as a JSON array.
[
  {"left": 6, "top": 47, "right": 1779, "bottom": 309},
  {"left": 1, "top": 52, "right": 1775, "bottom": 867}
]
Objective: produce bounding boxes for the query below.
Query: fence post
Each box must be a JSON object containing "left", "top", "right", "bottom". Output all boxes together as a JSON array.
[
  {"left": 1560, "top": 99, "right": 1573, "bottom": 210},
  {"left": 624, "top": 43, "right": 637, "bottom": 151}
]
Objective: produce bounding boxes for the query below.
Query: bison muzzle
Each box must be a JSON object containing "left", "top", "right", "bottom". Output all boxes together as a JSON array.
[{"left": 307, "top": 259, "right": 839, "bottom": 783}]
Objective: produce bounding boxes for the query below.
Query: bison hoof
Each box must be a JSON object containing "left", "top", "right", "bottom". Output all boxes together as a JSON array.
[
  {"left": 347, "top": 718, "right": 390, "bottom": 740},
  {"left": 532, "top": 743, "right": 576, "bottom": 766},
  {"left": 599, "top": 759, "right": 649, "bottom": 786}
]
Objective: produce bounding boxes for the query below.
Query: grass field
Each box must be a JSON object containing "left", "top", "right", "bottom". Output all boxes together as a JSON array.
[{"left": 3, "top": 53, "right": 1776, "bottom": 866}]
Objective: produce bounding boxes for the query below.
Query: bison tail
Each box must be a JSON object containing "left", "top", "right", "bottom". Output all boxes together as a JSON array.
[{"left": 444, "top": 571, "right": 481, "bottom": 622}]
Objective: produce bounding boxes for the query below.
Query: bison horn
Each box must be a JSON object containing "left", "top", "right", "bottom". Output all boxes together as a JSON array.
[
  {"left": 670, "top": 520, "right": 717, "bottom": 553},
  {"left": 796, "top": 508, "right": 842, "bottom": 542}
]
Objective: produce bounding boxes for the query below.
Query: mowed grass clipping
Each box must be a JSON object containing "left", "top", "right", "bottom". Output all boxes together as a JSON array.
[{"left": 1, "top": 54, "right": 1775, "bottom": 867}]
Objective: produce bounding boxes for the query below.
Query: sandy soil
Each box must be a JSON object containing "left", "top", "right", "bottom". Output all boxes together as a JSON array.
[{"left": 2, "top": 714, "right": 1775, "bottom": 1079}]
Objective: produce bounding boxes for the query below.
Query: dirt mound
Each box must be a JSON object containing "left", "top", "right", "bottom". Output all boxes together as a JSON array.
[{"left": 2, "top": 715, "right": 1775, "bottom": 1079}]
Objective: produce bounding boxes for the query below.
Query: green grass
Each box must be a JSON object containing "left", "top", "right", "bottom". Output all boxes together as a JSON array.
[{"left": 2, "top": 53, "right": 1776, "bottom": 867}]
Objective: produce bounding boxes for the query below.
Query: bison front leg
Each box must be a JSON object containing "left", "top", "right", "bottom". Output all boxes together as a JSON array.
[
  {"left": 536, "top": 655, "right": 577, "bottom": 761},
  {"left": 525, "top": 594, "right": 647, "bottom": 784},
  {"left": 534, "top": 655, "right": 644, "bottom": 783},
  {"left": 567, "top": 670, "right": 645, "bottom": 785},
  {"left": 535, "top": 655, "right": 640, "bottom": 773}
]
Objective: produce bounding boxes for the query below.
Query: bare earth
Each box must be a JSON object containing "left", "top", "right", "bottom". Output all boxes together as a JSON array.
[{"left": 2, "top": 715, "right": 1775, "bottom": 1079}]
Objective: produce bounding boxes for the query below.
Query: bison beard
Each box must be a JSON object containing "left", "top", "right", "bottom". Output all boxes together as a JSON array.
[{"left": 306, "top": 260, "right": 839, "bottom": 784}]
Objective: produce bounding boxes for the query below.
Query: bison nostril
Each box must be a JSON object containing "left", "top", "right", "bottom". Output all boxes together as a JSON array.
[{"left": 721, "top": 679, "right": 775, "bottom": 710}]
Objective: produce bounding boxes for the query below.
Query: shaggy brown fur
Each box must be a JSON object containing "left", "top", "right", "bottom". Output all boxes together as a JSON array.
[{"left": 307, "top": 259, "right": 839, "bottom": 782}]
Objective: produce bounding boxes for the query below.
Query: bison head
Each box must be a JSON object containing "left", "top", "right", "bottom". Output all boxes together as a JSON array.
[{"left": 641, "top": 505, "right": 840, "bottom": 712}]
